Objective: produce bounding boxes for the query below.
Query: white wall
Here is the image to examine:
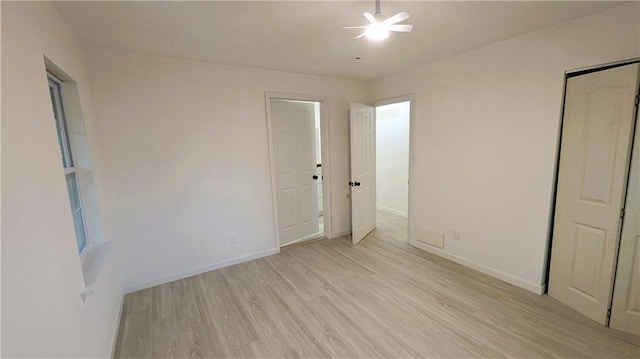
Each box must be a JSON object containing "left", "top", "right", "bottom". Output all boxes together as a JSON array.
[
  {"left": 376, "top": 101, "right": 410, "bottom": 216},
  {"left": 368, "top": 3, "right": 640, "bottom": 292},
  {"left": 1, "top": 2, "right": 122, "bottom": 357},
  {"left": 84, "top": 50, "right": 367, "bottom": 290}
]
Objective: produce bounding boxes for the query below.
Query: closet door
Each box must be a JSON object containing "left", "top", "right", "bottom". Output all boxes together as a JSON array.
[
  {"left": 610, "top": 100, "right": 640, "bottom": 335},
  {"left": 548, "top": 63, "right": 639, "bottom": 325}
]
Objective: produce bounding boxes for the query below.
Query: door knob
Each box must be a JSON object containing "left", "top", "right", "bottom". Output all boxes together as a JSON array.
[
  {"left": 313, "top": 175, "right": 319, "bottom": 180},
  {"left": 355, "top": 181, "right": 361, "bottom": 186}
]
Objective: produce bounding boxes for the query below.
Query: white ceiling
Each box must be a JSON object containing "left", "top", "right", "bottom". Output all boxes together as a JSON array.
[{"left": 52, "top": 1, "right": 628, "bottom": 81}]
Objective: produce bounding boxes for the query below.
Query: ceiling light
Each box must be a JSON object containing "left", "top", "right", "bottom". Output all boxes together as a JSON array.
[
  {"left": 344, "top": 0, "right": 413, "bottom": 41},
  {"left": 365, "top": 22, "right": 390, "bottom": 41}
]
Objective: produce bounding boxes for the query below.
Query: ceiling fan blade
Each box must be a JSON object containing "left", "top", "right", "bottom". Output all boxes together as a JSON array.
[
  {"left": 363, "top": 12, "right": 377, "bottom": 24},
  {"left": 354, "top": 32, "right": 367, "bottom": 39},
  {"left": 384, "top": 12, "right": 410, "bottom": 25},
  {"left": 342, "top": 26, "right": 368, "bottom": 29},
  {"left": 389, "top": 24, "right": 413, "bottom": 32}
]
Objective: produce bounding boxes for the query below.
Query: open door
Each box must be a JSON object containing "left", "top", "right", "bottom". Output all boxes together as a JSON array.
[
  {"left": 270, "top": 99, "right": 319, "bottom": 246},
  {"left": 548, "top": 63, "right": 639, "bottom": 325},
  {"left": 350, "top": 102, "right": 376, "bottom": 244}
]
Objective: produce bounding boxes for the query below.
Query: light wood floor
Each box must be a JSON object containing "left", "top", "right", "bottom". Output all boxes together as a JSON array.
[
  {"left": 375, "top": 209, "right": 408, "bottom": 243},
  {"left": 114, "top": 211, "right": 640, "bottom": 358}
]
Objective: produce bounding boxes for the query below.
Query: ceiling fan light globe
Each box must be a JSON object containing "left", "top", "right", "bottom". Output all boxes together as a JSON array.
[{"left": 365, "top": 23, "right": 390, "bottom": 41}]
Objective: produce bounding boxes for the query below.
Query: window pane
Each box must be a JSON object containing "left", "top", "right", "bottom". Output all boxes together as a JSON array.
[
  {"left": 49, "top": 85, "right": 67, "bottom": 167},
  {"left": 73, "top": 209, "right": 88, "bottom": 253},
  {"left": 65, "top": 172, "right": 81, "bottom": 211},
  {"left": 48, "top": 80, "right": 73, "bottom": 168},
  {"left": 65, "top": 172, "right": 87, "bottom": 253}
]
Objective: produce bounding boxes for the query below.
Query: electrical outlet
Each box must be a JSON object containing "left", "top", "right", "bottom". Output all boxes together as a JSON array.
[
  {"left": 452, "top": 230, "right": 461, "bottom": 240},
  {"left": 229, "top": 232, "right": 239, "bottom": 245}
]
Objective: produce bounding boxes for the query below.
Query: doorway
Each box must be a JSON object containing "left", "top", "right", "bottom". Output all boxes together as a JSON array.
[
  {"left": 348, "top": 97, "right": 413, "bottom": 245},
  {"left": 548, "top": 61, "right": 640, "bottom": 335},
  {"left": 266, "top": 94, "right": 331, "bottom": 248},
  {"left": 375, "top": 100, "right": 411, "bottom": 243}
]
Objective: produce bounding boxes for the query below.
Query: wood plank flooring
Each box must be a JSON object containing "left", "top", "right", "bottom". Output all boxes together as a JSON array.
[
  {"left": 375, "top": 209, "right": 408, "bottom": 243},
  {"left": 114, "top": 211, "right": 640, "bottom": 358}
]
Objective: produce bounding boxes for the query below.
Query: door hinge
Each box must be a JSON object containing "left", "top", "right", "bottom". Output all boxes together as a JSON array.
[
  {"left": 635, "top": 95, "right": 639, "bottom": 107},
  {"left": 620, "top": 207, "right": 626, "bottom": 219},
  {"left": 607, "top": 308, "right": 612, "bottom": 319}
]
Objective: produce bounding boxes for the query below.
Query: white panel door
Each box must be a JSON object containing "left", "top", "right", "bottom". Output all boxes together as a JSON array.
[
  {"left": 271, "top": 99, "right": 319, "bottom": 246},
  {"left": 350, "top": 102, "right": 376, "bottom": 244},
  {"left": 610, "top": 96, "right": 640, "bottom": 335},
  {"left": 549, "top": 63, "right": 639, "bottom": 324}
]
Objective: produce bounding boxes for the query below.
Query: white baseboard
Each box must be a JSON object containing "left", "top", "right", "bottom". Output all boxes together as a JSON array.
[
  {"left": 409, "top": 239, "right": 545, "bottom": 294},
  {"left": 330, "top": 230, "right": 352, "bottom": 239},
  {"left": 376, "top": 205, "right": 408, "bottom": 218},
  {"left": 122, "top": 248, "right": 279, "bottom": 294},
  {"left": 109, "top": 290, "right": 125, "bottom": 358}
]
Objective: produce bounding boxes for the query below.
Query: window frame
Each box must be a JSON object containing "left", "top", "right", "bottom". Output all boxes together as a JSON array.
[{"left": 48, "top": 73, "right": 90, "bottom": 255}]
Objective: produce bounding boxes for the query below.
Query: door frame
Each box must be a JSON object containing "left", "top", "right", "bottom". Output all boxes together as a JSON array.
[
  {"left": 544, "top": 58, "right": 640, "bottom": 296},
  {"left": 368, "top": 94, "right": 415, "bottom": 243},
  {"left": 265, "top": 92, "right": 332, "bottom": 249}
]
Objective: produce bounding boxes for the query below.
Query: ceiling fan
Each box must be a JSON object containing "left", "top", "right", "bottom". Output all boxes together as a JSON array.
[{"left": 344, "top": 0, "right": 413, "bottom": 41}]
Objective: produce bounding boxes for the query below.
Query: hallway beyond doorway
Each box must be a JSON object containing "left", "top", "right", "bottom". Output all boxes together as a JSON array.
[{"left": 368, "top": 209, "right": 408, "bottom": 244}]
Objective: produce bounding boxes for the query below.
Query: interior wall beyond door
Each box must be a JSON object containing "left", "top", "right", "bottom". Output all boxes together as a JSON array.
[{"left": 376, "top": 101, "right": 410, "bottom": 216}]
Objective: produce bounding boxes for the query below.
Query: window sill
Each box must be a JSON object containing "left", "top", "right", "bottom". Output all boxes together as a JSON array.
[{"left": 80, "top": 242, "right": 112, "bottom": 302}]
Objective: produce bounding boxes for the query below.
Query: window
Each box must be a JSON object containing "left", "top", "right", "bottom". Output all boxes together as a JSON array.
[{"left": 48, "top": 74, "right": 88, "bottom": 254}]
